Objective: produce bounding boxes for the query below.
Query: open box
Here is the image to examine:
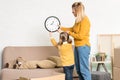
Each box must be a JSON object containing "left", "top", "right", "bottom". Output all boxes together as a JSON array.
[{"left": 19, "top": 72, "right": 65, "bottom": 80}]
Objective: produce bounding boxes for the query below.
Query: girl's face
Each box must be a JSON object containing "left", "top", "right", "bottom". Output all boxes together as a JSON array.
[{"left": 72, "top": 8, "right": 77, "bottom": 17}]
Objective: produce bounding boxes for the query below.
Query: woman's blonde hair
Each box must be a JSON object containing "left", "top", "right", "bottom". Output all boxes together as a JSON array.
[
  {"left": 58, "top": 32, "right": 72, "bottom": 45},
  {"left": 72, "top": 2, "right": 85, "bottom": 23}
]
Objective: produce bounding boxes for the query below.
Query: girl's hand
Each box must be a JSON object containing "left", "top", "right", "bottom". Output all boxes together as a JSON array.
[{"left": 49, "top": 32, "right": 52, "bottom": 37}]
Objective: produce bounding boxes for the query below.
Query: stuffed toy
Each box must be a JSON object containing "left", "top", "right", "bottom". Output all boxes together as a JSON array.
[{"left": 5, "top": 57, "right": 57, "bottom": 69}]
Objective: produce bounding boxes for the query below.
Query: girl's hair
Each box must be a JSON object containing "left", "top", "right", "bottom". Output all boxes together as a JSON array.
[
  {"left": 58, "top": 32, "right": 72, "bottom": 45},
  {"left": 72, "top": 2, "right": 85, "bottom": 23}
]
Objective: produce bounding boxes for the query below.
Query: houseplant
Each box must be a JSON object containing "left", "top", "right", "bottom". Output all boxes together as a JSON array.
[{"left": 95, "top": 52, "right": 107, "bottom": 61}]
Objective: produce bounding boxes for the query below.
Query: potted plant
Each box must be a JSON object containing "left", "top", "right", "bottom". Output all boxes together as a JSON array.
[
  {"left": 95, "top": 53, "right": 101, "bottom": 61},
  {"left": 95, "top": 52, "right": 107, "bottom": 61}
]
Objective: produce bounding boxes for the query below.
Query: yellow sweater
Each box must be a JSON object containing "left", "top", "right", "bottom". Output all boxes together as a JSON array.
[
  {"left": 61, "top": 16, "right": 90, "bottom": 47},
  {"left": 50, "top": 38, "right": 74, "bottom": 66}
]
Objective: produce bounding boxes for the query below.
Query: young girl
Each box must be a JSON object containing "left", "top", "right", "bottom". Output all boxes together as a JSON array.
[{"left": 49, "top": 32, "right": 74, "bottom": 80}]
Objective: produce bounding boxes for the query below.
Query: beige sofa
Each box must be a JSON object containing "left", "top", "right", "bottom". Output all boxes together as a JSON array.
[{"left": 0, "top": 46, "right": 65, "bottom": 80}]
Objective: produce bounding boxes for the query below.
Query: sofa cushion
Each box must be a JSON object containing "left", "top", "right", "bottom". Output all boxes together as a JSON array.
[
  {"left": 37, "top": 60, "right": 57, "bottom": 69},
  {"left": 47, "top": 56, "right": 62, "bottom": 67}
]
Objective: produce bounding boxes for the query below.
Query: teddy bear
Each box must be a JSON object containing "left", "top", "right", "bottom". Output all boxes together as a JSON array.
[{"left": 5, "top": 57, "right": 57, "bottom": 69}]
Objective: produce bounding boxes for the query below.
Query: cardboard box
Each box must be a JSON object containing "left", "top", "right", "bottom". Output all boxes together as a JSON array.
[
  {"left": 113, "top": 67, "right": 120, "bottom": 80},
  {"left": 114, "top": 48, "right": 120, "bottom": 68},
  {"left": 30, "top": 73, "right": 65, "bottom": 80},
  {"left": 19, "top": 73, "right": 65, "bottom": 80}
]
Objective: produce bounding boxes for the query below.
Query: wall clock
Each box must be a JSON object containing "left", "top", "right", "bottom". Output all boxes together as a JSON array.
[{"left": 44, "top": 16, "right": 61, "bottom": 32}]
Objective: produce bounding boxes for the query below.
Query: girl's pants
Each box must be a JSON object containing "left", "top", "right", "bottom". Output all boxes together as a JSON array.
[{"left": 63, "top": 65, "right": 74, "bottom": 80}]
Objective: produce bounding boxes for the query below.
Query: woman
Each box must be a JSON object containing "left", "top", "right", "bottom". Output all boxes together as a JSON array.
[{"left": 60, "top": 2, "right": 91, "bottom": 80}]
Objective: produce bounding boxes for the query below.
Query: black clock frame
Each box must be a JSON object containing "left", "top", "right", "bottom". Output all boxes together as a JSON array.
[{"left": 44, "top": 16, "right": 61, "bottom": 32}]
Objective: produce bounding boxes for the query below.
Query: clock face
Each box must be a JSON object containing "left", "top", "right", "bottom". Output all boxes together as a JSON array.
[{"left": 44, "top": 16, "right": 60, "bottom": 32}]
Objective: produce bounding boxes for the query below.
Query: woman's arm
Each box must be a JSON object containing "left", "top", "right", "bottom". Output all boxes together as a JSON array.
[
  {"left": 60, "top": 26, "right": 73, "bottom": 32},
  {"left": 69, "top": 17, "right": 90, "bottom": 40}
]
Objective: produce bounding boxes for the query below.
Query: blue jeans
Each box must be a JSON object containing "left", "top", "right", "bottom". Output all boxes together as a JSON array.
[
  {"left": 74, "top": 45, "right": 91, "bottom": 80},
  {"left": 63, "top": 65, "right": 74, "bottom": 80}
]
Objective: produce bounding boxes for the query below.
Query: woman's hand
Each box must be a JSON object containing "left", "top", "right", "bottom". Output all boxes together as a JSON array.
[
  {"left": 66, "top": 31, "right": 70, "bottom": 34},
  {"left": 57, "top": 29, "right": 62, "bottom": 33},
  {"left": 58, "top": 25, "right": 62, "bottom": 28},
  {"left": 57, "top": 25, "right": 63, "bottom": 33}
]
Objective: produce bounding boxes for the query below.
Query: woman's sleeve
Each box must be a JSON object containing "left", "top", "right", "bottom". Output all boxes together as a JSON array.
[
  {"left": 50, "top": 38, "right": 58, "bottom": 48},
  {"left": 69, "top": 20, "right": 90, "bottom": 40},
  {"left": 61, "top": 26, "right": 73, "bottom": 32}
]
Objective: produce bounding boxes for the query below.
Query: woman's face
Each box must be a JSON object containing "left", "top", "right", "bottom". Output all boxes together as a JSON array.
[{"left": 72, "top": 8, "right": 77, "bottom": 17}]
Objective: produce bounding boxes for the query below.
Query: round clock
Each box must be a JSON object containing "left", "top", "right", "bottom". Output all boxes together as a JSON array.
[{"left": 44, "top": 16, "right": 61, "bottom": 32}]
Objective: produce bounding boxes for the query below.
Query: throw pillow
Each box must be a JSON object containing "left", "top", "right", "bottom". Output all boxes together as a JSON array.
[
  {"left": 47, "top": 56, "right": 62, "bottom": 67},
  {"left": 37, "top": 60, "right": 57, "bottom": 69},
  {"left": 19, "top": 61, "right": 38, "bottom": 69}
]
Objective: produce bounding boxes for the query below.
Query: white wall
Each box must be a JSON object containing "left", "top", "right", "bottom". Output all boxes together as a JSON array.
[{"left": 0, "top": 0, "right": 120, "bottom": 69}]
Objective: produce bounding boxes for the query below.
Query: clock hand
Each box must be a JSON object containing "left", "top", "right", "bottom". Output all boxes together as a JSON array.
[{"left": 50, "top": 21, "right": 54, "bottom": 25}]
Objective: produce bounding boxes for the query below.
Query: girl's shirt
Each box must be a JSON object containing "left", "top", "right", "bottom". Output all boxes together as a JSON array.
[{"left": 50, "top": 38, "right": 74, "bottom": 66}]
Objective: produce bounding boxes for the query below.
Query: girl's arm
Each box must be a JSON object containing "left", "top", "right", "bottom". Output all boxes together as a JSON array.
[
  {"left": 50, "top": 38, "right": 58, "bottom": 48},
  {"left": 49, "top": 32, "right": 58, "bottom": 48}
]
